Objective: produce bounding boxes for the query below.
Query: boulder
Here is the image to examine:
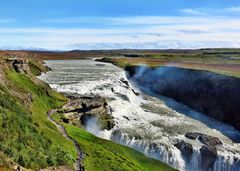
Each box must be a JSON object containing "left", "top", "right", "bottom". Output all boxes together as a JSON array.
[
  {"left": 174, "top": 140, "right": 193, "bottom": 162},
  {"left": 185, "top": 132, "right": 222, "bottom": 146},
  {"left": 200, "top": 146, "right": 218, "bottom": 171},
  {"left": 198, "top": 134, "right": 222, "bottom": 146},
  {"left": 185, "top": 132, "right": 201, "bottom": 140}
]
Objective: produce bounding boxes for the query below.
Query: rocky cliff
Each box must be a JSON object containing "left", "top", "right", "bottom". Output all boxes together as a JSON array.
[
  {"left": 58, "top": 94, "right": 115, "bottom": 130},
  {"left": 125, "top": 66, "right": 240, "bottom": 132}
]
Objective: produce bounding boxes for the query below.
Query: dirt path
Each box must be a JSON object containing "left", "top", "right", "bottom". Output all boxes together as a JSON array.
[{"left": 47, "top": 109, "right": 84, "bottom": 171}]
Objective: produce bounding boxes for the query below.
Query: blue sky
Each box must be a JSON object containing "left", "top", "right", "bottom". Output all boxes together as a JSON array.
[{"left": 1, "top": 0, "right": 240, "bottom": 50}]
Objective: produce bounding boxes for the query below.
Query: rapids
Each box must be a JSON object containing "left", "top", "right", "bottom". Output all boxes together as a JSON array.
[{"left": 39, "top": 59, "right": 240, "bottom": 171}]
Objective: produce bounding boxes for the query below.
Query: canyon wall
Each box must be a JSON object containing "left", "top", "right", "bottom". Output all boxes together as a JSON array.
[{"left": 126, "top": 66, "right": 240, "bottom": 132}]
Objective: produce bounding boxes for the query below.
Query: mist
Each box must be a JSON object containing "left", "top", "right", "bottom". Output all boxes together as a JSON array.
[{"left": 85, "top": 116, "right": 101, "bottom": 136}]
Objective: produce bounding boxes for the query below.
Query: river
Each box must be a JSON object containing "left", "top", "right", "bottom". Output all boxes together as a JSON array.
[{"left": 39, "top": 59, "right": 240, "bottom": 171}]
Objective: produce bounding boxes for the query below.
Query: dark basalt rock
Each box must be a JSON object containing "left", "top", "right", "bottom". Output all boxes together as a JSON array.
[
  {"left": 185, "top": 132, "right": 222, "bottom": 146},
  {"left": 7, "top": 58, "right": 29, "bottom": 74},
  {"left": 125, "top": 65, "right": 138, "bottom": 77},
  {"left": 198, "top": 134, "right": 222, "bottom": 146},
  {"left": 120, "top": 78, "right": 130, "bottom": 87},
  {"left": 132, "top": 89, "right": 140, "bottom": 96},
  {"left": 174, "top": 140, "right": 193, "bottom": 162},
  {"left": 126, "top": 66, "right": 240, "bottom": 132},
  {"left": 185, "top": 132, "right": 201, "bottom": 140},
  {"left": 200, "top": 146, "right": 218, "bottom": 171}
]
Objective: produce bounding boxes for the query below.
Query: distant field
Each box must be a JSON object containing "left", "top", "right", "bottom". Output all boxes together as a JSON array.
[
  {"left": 1, "top": 49, "right": 240, "bottom": 77},
  {"left": 97, "top": 49, "right": 240, "bottom": 78}
]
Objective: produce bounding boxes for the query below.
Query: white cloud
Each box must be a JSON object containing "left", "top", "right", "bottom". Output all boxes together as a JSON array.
[
  {"left": 1, "top": 15, "right": 240, "bottom": 50},
  {"left": 180, "top": 6, "right": 240, "bottom": 16},
  {"left": 40, "top": 16, "right": 213, "bottom": 26},
  {"left": 180, "top": 9, "right": 206, "bottom": 16},
  {"left": 66, "top": 41, "right": 240, "bottom": 50}
]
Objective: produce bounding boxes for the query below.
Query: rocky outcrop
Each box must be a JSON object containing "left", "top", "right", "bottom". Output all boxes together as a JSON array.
[
  {"left": 0, "top": 62, "right": 6, "bottom": 85},
  {"left": 179, "top": 132, "right": 222, "bottom": 171},
  {"left": 126, "top": 66, "right": 240, "bottom": 131},
  {"left": 6, "top": 58, "right": 29, "bottom": 74},
  {"left": 174, "top": 141, "right": 193, "bottom": 162},
  {"left": 185, "top": 132, "right": 222, "bottom": 146},
  {"left": 174, "top": 139, "right": 218, "bottom": 171},
  {"left": 200, "top": 146, "right": 217, "bottom": 171},
  {"left": 59, "top": 94, "right": 115, "bottom": 130},
  {"left": 125, "top": 65, "right": 138, "bottom": 77}
]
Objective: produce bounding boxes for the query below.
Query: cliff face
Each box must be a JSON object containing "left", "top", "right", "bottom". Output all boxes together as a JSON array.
[
  {"left": 126, "top": 66, "right": 240, "bottom": 131},
  {"left": 59, "top": 94, "right": 115, "bottom": 130}
]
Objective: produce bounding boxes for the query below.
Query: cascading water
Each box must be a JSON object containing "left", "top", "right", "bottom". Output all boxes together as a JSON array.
[{"left": 39, "top": 59, "right": 240, "bottom": 171}]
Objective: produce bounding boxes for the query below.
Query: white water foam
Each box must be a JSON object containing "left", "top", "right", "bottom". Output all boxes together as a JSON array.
[{"left": 39, "top": 59, "right": 240, "bottom": 171}]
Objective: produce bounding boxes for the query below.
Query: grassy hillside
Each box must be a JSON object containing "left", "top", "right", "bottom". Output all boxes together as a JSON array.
[
  {"left": 0, "top": 59, "right": 77, "bottom": 170},
  {"left": 52, "top": 113, "right": 177, "bottom": 171},
  {"left": 0, "top": 56, "right": 177, "bottom": 170}
]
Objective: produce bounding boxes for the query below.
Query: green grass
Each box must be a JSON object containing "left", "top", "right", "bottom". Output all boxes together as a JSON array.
[
  {"left": 0, "top": 69, "right": 77, "bottom": 169},
  {"left": 28, "top": 59, "right": 49, "bottom": 76},
  {"left": 51, "top": 111, "right": 176, "bottom": 171},
  {"left": 66, "top": 124, "right": 177, "bottom": 171}
]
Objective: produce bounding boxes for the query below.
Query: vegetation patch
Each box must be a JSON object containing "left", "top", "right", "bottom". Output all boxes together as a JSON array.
[
  {"left": 52, "top": 113, "right": 177, "bottom": 171},
  {"left": 0, "top": 64, "right": 76, "bottom": 169}
]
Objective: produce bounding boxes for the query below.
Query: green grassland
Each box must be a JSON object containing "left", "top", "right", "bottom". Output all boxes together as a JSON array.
[
  {"left": 52, "top": 113, "right": 177, "bottom": 171},
  {"left": 0, "top": 62, "right": 77, "bottom": 170}
]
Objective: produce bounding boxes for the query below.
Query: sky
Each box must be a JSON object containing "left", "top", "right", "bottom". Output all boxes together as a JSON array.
[{"left": 1, "top": 0, "right": 240, "bottom": 50}]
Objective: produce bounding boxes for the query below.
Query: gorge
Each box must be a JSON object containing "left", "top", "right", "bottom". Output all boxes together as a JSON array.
[{"left": 39, "top": 59, "right": 240, "bottom": 171}]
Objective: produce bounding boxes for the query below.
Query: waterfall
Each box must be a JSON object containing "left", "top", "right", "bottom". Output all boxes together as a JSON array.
[
  {"left": 111, "top": 131, "right": 186, "bottom": 171},
  {"left": 39, "top": 59, "right": 240, "bottom": 171},
  {"left": 185, "top": 147, "right": 201, "bottom": 171},
  {"left": 213, "top": 152, "right": 240, "bottom": 171},
  {"left": 111, "top": 131, "right": 240, "bottom": 171}
]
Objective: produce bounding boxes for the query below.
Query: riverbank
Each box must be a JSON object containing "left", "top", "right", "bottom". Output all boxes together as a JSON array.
[{"left": 0, "top": 55, "right": 176, "bottom": 170}]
